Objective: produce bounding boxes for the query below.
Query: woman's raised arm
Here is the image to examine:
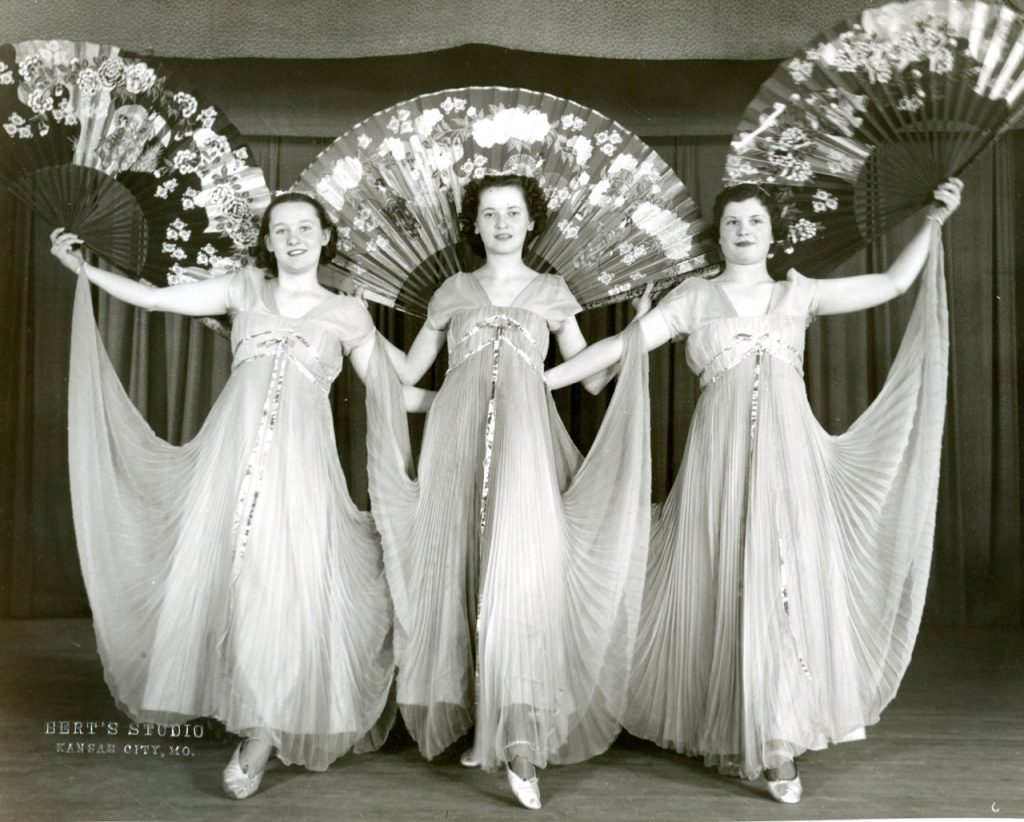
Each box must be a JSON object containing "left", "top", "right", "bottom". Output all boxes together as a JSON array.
[
  {"left": 50, "top": 228, "right": 232, "bottom": 317},
  {"left": 813, "top": 178, "right": 962, "bottom": 316}
]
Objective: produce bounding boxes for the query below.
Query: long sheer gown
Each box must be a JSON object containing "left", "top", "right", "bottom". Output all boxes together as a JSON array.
[
  {"left": 365, "top": 272, "right": 650, "bottom": 771},
  {"left": 66, "top": 266, "right": 394, "bottom": 771},
  {"left": 624, "top": 237, "right": 948, "bottom": 778}
]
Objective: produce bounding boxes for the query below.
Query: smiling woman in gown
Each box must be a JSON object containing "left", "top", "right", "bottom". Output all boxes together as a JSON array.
[
  {"left": 49, "top": 191, "right": 430, "bottom": 799},
  {"left": 364, "top": 173, "right": 651, "bottom": 810},
  {"left": 546, "top": 178, "right": 963, "bottom": 804}
]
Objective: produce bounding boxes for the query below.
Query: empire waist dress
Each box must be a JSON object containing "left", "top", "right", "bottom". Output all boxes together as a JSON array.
[
  {"left": 624, "top": 240, "right": 948, "bottom": 778},
  {"left": 66, "top": 266, "right": 394, "bottom": 770},
  {"left": 365, "top": 272, "right": 651, "bottom": 771}
]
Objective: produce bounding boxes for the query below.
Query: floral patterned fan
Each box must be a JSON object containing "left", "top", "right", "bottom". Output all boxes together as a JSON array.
[
  {"left": 724, "top": 0, "right": 1024, "bottom": 275},
  {"left": 297, "top": 86, "right": 719, "bottom": 316},
  {"left": 0, "top": 40, "right": 271, "bottom": 287}
]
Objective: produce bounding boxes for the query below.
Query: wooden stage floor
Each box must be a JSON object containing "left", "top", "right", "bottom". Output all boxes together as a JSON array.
[{"left": 0, "top": 619, "right": 1021, "bottom": 821}]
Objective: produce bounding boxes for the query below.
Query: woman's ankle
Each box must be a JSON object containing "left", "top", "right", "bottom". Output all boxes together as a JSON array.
[
  {"left": 509, "top": 754, "right": 536, "bottom": 780},
  {"left": 238, "top": 738, "right": 273, "bottom": 769},
  {"left": 764, "top": 759, "right": 797, "bottom": 781}
]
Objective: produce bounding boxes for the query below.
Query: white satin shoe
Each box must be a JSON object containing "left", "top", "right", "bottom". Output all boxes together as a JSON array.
[
  {"left": 506, "top": 764, "right": 542, "bottom": 810},
  {"left": 765, "top": 769, "right": 803, "bottom": 804},
  {"left": 222, "top": 740, "right": 268, "bottom": 800},
  {"left": 459, "top": 748, "right": 481, "bottom": 768}
]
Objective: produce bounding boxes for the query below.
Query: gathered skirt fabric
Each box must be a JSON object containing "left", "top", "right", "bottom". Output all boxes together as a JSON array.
[
  {"left": 624, "top": 240, "right": 948, "bottom": 778},
  {"left": 66, "top": 269, "right": 394, "bottom": 771},
  {"left": 365, "top": 273, "right": 650, "bottom": 771}
]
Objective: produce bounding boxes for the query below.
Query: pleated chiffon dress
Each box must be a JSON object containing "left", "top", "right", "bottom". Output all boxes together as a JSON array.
[
  {"left": 624, "top": 238, "right": 948, "bottom": 778},
  {"left": 366, "top": 272, "right": 651, "bottom": 771},
  {"left": 67, "top": 266, "right": 394, "bottom": 771}
]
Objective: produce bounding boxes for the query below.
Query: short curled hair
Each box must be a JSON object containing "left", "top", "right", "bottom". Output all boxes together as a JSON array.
[
  {"left": 255, "top": 191, "right": 337, "bottom": 274},
  {"left": 459, "top": 174, "right": 548, "bottom": 258},
  {"left": 711, "top": 183, "right": 786, "bottom": 246}
]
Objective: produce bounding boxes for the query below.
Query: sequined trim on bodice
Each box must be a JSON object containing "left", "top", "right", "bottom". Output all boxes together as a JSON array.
[
  {"left": 447, "top": 311, "right": 546, "bottom": 375},
  {"left": 232, "top": 326, "right": 337, "bottom": 393},
  {"left": 690, "top": 317, "right": 806, "bottom": 390}
]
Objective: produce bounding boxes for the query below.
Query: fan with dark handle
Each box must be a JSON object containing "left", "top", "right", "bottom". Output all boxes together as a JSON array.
[
  {"left": 0, "top": 39, "right": 270, "bottom": 291},
  {"left": 723, "top": 0, "right": 1024, "bottom": 276}
]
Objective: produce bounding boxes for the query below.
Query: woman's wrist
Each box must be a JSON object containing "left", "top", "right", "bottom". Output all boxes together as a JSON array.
[
  {"left": 925, "top": 213, "right": 944, "bottom": 228},
  {"left": 74, "top": 259, "right": 87, "bottom": 277}
]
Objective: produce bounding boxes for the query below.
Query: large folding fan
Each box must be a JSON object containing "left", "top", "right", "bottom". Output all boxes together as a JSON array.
[
  {"left": 0, "top": 40, "right": 271, "bottom": 287},
  {"left": 723, "top": 0, "right": 1024, "bottom": 275},
  {"left": 297, "top": 86, "right": 720, "bottom": 316}
]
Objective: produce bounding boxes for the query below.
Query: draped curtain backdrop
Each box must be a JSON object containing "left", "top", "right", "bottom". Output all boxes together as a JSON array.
[{"left": 0, "top": 52, "right": 1020, "bottom": 626}]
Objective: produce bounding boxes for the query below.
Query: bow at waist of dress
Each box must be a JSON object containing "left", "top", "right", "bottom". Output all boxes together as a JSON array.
[
  {"left": 232, "top": 329, "right": 336, "bottom": 391},
  {"left": 447, "top": 313, "right": 546, "bottom": 374},
  {"left": 698, "top": 328, "right": 804, "bottom": 389}
]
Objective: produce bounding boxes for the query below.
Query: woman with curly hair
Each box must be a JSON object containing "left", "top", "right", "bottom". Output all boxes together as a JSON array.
[
  {"left": 546, "top": 179, "right": 963, "bottom": 804},
  {"left": 49, "top": 192, "right": 432, "bottom": 800},
  {"left": 365, "top": 173, "right": 651, "bottom": 809}
]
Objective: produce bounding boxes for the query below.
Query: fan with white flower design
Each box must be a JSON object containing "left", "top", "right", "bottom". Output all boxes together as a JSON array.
[
  {"left": 0, "top": 40, "right": 271, "bottom": 286},
  {"left": 296, "top": 86, "right": 719, "bottom": 315},
  {"left": 724, "top": 0, "right": 1024, "bottom": 275}
]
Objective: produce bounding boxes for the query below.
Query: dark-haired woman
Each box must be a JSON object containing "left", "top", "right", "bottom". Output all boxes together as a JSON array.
[
  {"left": 49, "top": 192, "right": 430, "bottom": 798},
  {"left": 365, "top": 173, "right": 650, "bottom": 809},
  {"left": 546, "top": 179, "right": 962, "bottom": 803}
]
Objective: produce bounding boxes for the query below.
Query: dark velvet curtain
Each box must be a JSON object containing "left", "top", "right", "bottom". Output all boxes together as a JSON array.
[{"left": 1, "top": 121, "right": 1020, "bottom": 626}]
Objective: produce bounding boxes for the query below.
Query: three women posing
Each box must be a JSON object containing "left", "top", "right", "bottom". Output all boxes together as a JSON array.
[{"left": 52, "top": 169, "right": 961, "bottom": 808}]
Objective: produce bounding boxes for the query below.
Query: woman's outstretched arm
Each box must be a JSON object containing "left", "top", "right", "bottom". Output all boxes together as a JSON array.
[
  {"left": 549, "top": 284, "right": 656, "bottom": 394},
  {"left": 342, "top": 307, "right": 438, "bottom": 413},
  {"left": 813, "top": 178, "right": 962, "bottom": 316},
  {"left": 401, "top": 386, "right": 436, "bottom": 413},
  {"left": 377, "top": 324, "right": 446, "bottom": 386},
  {"left": 545, "top": 307, "right": 674, "bottom": 391},
  {"left": 551, "top": 316, "right": 615, "bottom": 395},
  {"left": 50, "top": 228, "right": 231, "bottom": 317}
]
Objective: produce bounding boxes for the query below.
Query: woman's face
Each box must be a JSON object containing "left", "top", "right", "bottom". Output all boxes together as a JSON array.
[
  {"left": 264, "top": 200, "right": 330, "bottom": 274},
  {"left": 718, "top": 198, "right": 773, "bottom": 266},
  {"left": 474, "top": 185, "right": 534, "bottom": 258}
]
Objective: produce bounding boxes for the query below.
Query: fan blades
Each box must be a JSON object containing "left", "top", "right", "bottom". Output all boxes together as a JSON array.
[
  {"left": 723, "top": 0, "right": 1024, "bottom": 275},
  {"left": 9, "top": 164, "right": 147, "bottom": 273},
  {"left": 0, "top": 40, "right": 271, "bottom": 287},
  {"left": 297, "top": 86, "right": 719, "bottom": 316}
]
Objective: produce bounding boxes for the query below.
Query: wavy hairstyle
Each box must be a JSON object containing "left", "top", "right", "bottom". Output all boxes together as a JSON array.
[
  {"left": 711, "top": 183, "right": 787, "bottom": 247},
  {"left": 255, "top": 191, "right": 337, "bottom": 274},
  {"left": 459, "top": 173, "right": 548, "bottom": 258}
]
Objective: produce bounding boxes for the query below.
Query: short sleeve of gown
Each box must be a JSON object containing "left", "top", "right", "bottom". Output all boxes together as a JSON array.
[
  {"left": 334, "top": 296, "right": 376, "bottom": 355},
  {"left": 782, "top": 269, "right": 820, "bottom": 323},
  {"left": 225, "top": 265, "right": 267, "bottom": 315},
  {"left": 653, "top": 277, "right": 705, "bottom": 339},
  {"left": 542, "top": 275, "right": 582, "bottom": 323},
  {"left": 426, "top": 274, "right": 464, "bottom": 331}
]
